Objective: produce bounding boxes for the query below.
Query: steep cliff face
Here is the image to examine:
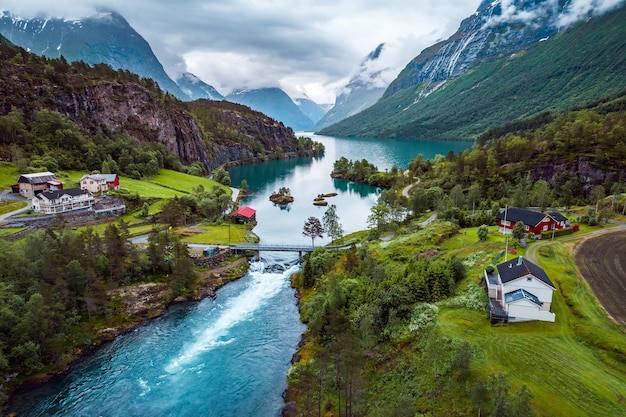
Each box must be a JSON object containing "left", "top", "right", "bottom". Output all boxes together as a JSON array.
[
  {"left": 385, "top": 0, "right": 567, "bottom": 98},
  {"left": 54, "top": 83, "right": 300, "bottom": 170},
  {"left": 0, "top": 37, "right": 300, "bottom": 171},
  {"left": 54, "top": 82, "right": 214, "bottom": 168}
]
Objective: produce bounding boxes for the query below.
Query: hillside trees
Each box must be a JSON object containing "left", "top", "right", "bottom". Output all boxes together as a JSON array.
[
  {"left": 291, "top": 242, "right": 480, "bottom": 416},
  {"left": 0, "top": 223, "right": 196, "bottom": 390}
]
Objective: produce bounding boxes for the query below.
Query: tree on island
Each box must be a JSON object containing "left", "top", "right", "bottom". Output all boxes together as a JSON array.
[
  {"left": 322, "top": 204, "right": 344, "bottom": 242},
  {"left": 270, "top": 186, "right": 294, "bottom": 204},
  {"left": 303, "top": 216, "right": 324, "bottom": 246}
]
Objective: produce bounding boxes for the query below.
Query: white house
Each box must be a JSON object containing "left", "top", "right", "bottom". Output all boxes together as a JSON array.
[
  {"left": 485, "top": 256, "right": 556, "bottom": 323},
  {"left": 79, "top": 174, "right": 120, "bottom": 193},
  {"left": 31, "top": 188, "right": 94, "bottom": 214},
  {"left": 79, "top": 174, "right": 108, "bottom": 193}
]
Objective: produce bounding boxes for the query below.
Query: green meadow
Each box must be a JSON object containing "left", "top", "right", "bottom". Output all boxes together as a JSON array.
[{"left": 437, "top": 226, "right": 626, "bottom": 416}]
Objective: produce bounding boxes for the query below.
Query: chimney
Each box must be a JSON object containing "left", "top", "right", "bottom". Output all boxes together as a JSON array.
[{"left": 517, "top": 256, "right": 523, "bottom": 266}]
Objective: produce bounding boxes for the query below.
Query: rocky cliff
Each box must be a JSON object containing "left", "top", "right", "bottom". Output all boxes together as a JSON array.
[{"left": 0, "top": 36, "right": 300, "bottom": 171}]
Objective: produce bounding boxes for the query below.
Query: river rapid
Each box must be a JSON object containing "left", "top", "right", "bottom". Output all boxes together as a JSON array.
[{"left": 5, "top": 134, "right": 471, "bottom": 416}]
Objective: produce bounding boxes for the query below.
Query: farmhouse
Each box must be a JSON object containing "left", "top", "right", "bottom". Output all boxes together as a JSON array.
[
  {"left": 485, "top": 256, "right": 556, "bottom": 323},
  {"left": 80, "top": 174, "right": 120, "bottom": 193},
  {"left": 497, "top": 207, "right": 568, "bottom": 236},
  {"left": 232, "top": 206, "right": 256, "bottom": 224},
  {"left": 30, "top": 188, "right": 95, "bottom": 215},
  {"left": 13, "top": 172, "right": 64, "bottom": 198}
]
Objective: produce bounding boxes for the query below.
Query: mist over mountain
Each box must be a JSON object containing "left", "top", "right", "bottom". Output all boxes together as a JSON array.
[
  {"left": 320, "top": 0, "right": 626, "bottom": 139},
  {"left": 226, "top": 88, "right": 315, "bottom": 131},
  {"left": 315, "top": 43, "right": 389, "bottom": 131},
  {"left": 0, "top": 10, "right": 191, "bottom": 100},
  {"left": 294, "top": 98, "right": 330, "bottom": 126},
  {"left": 176, "top": 72, "right": 225, "bottom": 101}
]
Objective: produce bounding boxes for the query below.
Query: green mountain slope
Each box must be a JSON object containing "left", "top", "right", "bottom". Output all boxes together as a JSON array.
[{"left": 319, "top": 3, "right": 626, "bottom": 140}]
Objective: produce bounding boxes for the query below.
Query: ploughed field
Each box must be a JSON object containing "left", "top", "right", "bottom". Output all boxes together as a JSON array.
[{"left": 575, "top": 229, "right": 626, "bottom": 324}]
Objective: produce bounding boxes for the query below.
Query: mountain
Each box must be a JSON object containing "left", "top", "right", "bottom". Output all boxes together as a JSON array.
[
  {"left": 176, "top": 72, "right": 225, "bottom": 101},
  {"left": 294, "top": 98, "right": 329, "bottom": 126},
  {"left": 319, "top": 0, "right": 626, "bottom": 139},
  {"left": 0, "top": 34, "right": 302, "bottom": 172},
  {"left": 226, "top": 87, "right": 315, "bottom": 131},
  {"left": 315, "top": 43, "right": 389, "bottom": 131},
  {"left": 0, "top": 10, "right": 189, "bottom": 100}
]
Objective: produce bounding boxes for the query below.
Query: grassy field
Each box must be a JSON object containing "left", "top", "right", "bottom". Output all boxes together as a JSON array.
[
  {"left": 0, "top": 201, "right": 27, "bottom": 215},
  {"left": 438, "top": 226, "right": 626, "bottom": 416},
  {"left": 178, "top": 223, "right": 257, "bottom": 245},
  {"left": 58, "top": 169, "right": 230, "bottom": 199},
  {"left": 0, "top": 162, "right": 19, "bottom": 189},
  {"left": 0, "top": 227, "right": 26, "bottom": 237}
]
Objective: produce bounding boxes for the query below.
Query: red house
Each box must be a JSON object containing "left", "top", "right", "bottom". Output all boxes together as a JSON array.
[
  {"left": 232, "top": 206, "right": 257, "bottom": 224},
  {"left": 497, "top": 207, "right": 568, "bottom": 236}
]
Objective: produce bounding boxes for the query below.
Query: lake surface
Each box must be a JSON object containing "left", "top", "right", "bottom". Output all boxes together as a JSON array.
[
  {"left": 5, "top": 134, "right": 471, "bottom": 416},
  {"left": 228, "top": 134, "right": 471, "bottom": 245}
]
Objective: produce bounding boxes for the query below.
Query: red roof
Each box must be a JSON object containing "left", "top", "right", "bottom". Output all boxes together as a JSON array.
[{"left": 235, "top": 206, "right": 256, "bottom": 218}]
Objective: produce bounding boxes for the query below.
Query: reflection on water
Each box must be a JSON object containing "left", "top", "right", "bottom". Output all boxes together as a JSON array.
[{"left": 227, "top": 134, "right": 471, "bottom": 246}]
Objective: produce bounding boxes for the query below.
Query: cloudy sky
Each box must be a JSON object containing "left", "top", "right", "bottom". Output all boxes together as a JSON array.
[
  {"left": 1, "top": 0, "right": 485, "bottom": 103},
  {"left": 1, "top": 0, "right": 623, "bottom": 103}
]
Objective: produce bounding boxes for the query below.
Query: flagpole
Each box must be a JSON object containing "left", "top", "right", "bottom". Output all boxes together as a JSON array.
[{"left": 504, "top": 205, "right": 508, "bottom": 262}]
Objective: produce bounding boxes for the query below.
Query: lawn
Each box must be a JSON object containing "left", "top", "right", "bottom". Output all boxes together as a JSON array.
[
  {"left": 59, "top": 169, "right": 228, "bottom": 199},
  {"left": 0, "top": 228, "right": 26, "bottom": 237},
  {"left": 178, "top": 223, "right": 257, "bottom": 245},
  {"left": 0, "top": 201, "right": 27, "bottom": 215},
  {"left": 0, "top": 162, "right": 20, "bottom": 189},
  {"left": 438, "top": 228, "right": 626, "bottom": 417}
]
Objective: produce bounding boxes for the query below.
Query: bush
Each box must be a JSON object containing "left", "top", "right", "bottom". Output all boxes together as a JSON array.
[{"left": 540, "top": 227, "right": 574, "bottom": 239}]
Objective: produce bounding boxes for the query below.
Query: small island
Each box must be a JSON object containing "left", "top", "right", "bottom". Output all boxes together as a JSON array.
[
  {"left": 312, "top": 192, "right": 337, "bottom": 206},
  {"left": 269, "top": 186, "right": 294, "bottom": 204}
]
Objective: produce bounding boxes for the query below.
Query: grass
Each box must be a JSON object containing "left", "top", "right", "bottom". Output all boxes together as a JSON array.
[
  {"left": 178, "top": 223, "right": 256, "bottom": 245},
  {"left": 59, "top": 169, "right": 229, "bottom": 199},
  {"left": 0, "top": 228, "right": 26, "bottom": 237},
  {"left": 437, "top": 227, "right": 626, "bottom": 417},
  {"left": 0, "top": 162, "right": 20, "bottom": 188},
  {"left": 0, "top": 201, "right": 27, "bottom": 215}
]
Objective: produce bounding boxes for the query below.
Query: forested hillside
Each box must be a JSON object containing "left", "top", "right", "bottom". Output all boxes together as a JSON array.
[
  {"left": 320, "top": 3, "right": 626, "bottom": 140},
  {"left": 0, "top": 35, "right": 312, "bottom": 176},
  {"left": 286, "top": 96, "right": 626, "bottom": 417}
]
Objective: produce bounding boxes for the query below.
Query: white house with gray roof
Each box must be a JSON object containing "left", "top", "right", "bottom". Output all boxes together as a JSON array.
[
  {"left": 485, "top": 256, "right": 556, "bottom": 323},
  {"left": 31, "top": 188, "right": 94, "bottom": 214},
  {"left": 79, "top": 174, "right": 120, "bottom": 193}
]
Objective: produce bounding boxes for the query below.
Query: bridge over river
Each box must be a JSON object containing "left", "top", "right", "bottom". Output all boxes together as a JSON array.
[{"left": 229, "top": 242, "right": 354, "bottom": 260}]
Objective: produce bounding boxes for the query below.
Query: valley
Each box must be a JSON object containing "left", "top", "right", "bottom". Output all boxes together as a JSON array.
[{"left": 0, "top": 0, "right": 625, "bottom": 415}]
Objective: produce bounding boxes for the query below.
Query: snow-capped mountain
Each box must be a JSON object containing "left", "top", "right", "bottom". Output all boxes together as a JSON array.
[{"left": 0, "top": 10, "right": 190, "bottom": 100}]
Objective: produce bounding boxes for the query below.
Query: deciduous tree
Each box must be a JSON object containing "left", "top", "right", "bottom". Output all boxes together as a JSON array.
[{"left": 303, "top": 216, "right": 324, "bottom": 246}]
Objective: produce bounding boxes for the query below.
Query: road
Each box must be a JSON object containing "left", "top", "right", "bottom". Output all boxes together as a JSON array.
[{"left": 525, "top": 222, "right": 626, "bottom": 265}]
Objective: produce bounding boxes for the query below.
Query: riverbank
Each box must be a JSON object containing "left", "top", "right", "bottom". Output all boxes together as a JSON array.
[{"left": 2, "top": 255, "right": 251, "bottom": 408}]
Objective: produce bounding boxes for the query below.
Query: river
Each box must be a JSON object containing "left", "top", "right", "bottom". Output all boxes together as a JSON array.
[{"left": 5, "top": 134, "right": 471, "bottom": 416}]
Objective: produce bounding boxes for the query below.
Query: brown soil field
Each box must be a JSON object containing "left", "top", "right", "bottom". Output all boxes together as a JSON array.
[{"left": 575, "top": 229, "right": 626, "bottom": 324}]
